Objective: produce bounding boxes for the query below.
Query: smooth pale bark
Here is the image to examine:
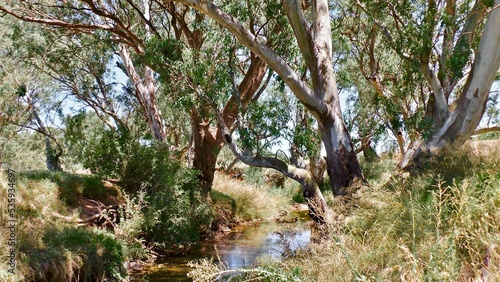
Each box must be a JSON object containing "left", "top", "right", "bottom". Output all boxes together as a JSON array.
[
  {"left": 399, "top": 1, "right": 500, "bottom": 168},
  {"left": 118, "top": 44, "right": 166, "bottom": 141},
  {"left": 171, "top": 0, "right": 365, "bottom": 195}
]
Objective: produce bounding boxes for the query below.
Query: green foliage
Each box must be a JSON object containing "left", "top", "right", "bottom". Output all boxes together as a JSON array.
[
  {"left": 239, "top": 93, "right": 292, "bottom": 156},
  {"left": 447, "top": 38, "right": 472, "bottom": 80},
  {"left": 64, "top": 112, "right": 133, "bottom": 179},
  {"left": 23, "top": 227, "right": 127, "bottom": 282},
  {"left": 121, "top": 142, "right": 212, "bottom": 250},
  {"left": 139, "top": 36, "right": 182, "bottom": 78},
  {"left": 1, "top": 131, "right": 47, "bottom": 171},
  {"left": 82, "top": 128, "right": 131, "bottom": 178},
  {"left": 115, "top": 190, "right": 149, "bottom": 259}
]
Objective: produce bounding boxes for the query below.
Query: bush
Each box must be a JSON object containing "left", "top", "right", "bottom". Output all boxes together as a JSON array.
[
  {"left": 81, "top": 129, "right": 131, "bottom": 179},
  {"left": 21, "top": 227, "right": 127, "bottom": 282},
  {"left": 121, "top": 142, "right": 212, "bottom": 251}
]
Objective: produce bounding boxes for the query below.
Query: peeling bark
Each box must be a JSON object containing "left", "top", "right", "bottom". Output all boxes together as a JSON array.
[
  {"left": 118, "top": 44, "right": 166, "bottom": 141},
  {"left": 190, "top": 108, "right": 220, "bottom": 193}
]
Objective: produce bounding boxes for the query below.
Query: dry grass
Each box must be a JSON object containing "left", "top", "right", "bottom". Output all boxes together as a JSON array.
[
  {"left": 252, "top": 146, "right": 500, "bottom": 281},
  {"left": 468, "top": 138, "right": 500, "bottom": 157},
  {"left": 212, "top": 171, "right": 291, "bottom": 221},
  {"left": 0, "top": 171, "right": 127, "bottom": 282}
]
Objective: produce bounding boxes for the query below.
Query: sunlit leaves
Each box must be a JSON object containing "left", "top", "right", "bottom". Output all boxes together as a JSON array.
[{"left": 238, "top": 91, "right": 293, "bottom": 156}]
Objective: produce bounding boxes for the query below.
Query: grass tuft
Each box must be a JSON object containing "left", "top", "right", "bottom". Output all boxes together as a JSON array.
[{"left": 0, "top": 171, "right": 127, "bottom": 281}]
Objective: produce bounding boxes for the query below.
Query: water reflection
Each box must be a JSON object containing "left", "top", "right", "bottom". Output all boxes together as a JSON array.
[{"left": 132, "top": 213, "right": 310, "bottom": 282}]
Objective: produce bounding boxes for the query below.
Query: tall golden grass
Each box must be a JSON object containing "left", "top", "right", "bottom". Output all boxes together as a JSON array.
[
  {"left": 212, "top": 171, "right": 291, "bottom": 221},
  {"left": 190, "top": 145, "right": 500, "bottom": 281}
]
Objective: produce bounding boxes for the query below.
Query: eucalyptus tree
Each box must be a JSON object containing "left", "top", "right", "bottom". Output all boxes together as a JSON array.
[
  {"left": 0, "top": 19, "right": 66, "bottom": 171},
  {"left": 0, "top": 0, "right": 168, "bottom": 142},
  {"left": 148, "top": 3, "right": 269, "bottom": 193},
  {"left": 168, "top": 0, "right": 366, "bottom": 196},
  {"left": 0, "top": 67, "right": 65, "bottom": 171},
  {"left": 1, "top": 17, "right": 141, "bottom": 173},
  {"left": 348, "top": 0, "right": 500, "bottom": 168},
  {"left": 0, "top": 0, "right": 270, "bottom": 193},
  {"left": 337, "top": 6, "right": 429, "bottom": 156}
]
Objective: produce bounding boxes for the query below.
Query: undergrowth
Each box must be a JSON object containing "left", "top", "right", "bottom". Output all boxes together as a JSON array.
[
  {"left": 0, "top": 171, "right": 127, "bottom": 282},
  {"left": 190, "top": 145, "right": 500, "bottom": 281},
  {"left": 212, "top": 170, "right": 291, "bottom": 221}
]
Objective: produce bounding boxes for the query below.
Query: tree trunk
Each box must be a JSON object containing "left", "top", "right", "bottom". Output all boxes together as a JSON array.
[
  {"left": 45, "top": 137, "right": 62, "bottom": 171},
  {"left": 308, "top": 156, "right": 326, "bottom": 187},
  {"left": 190, "top": 108, "right": 220, "bottom": 193},
  {"left": 118, "top": 44, "right": 166, "bottom": 141},
  {"left": 362, "top": 141, "right": 379, "bottom": 162},
  {"left": 300, "top": 172, "right": 331, "bottom": 224},
  {"left": 321, "top": 121, "right": 364, "bottom": 195}
]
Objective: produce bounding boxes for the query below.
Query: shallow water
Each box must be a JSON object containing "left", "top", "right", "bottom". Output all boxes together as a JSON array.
[{"left": 132, "top": 211, "right": 311, "bottom": 281}]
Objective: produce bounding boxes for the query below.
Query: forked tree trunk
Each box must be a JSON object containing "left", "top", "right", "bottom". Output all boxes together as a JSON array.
[
  {"left": 399, "top": 2, "right": 500, "bottom": 169},
  {"left": 174, "top": 0, "right": 365, "bottom": 195}
]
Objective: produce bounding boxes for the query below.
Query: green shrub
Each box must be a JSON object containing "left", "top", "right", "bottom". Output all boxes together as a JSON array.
[
  {"left": 121, "top": 142, "right": 213, "bottom": 251},
  {"left": 81, "top": 129, "right": 131, "bottom": 179}
]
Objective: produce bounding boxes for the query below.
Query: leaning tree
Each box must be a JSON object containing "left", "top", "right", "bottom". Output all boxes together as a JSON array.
[{"left": 348, "top": 0, "right": 500, "bottom": 168}]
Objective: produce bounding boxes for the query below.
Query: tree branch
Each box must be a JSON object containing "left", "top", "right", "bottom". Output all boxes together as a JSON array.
[
  {"left": 284, "top": 0, "right": 318, "bottom": 86},
  {"left": 472, "top": 126, "right": 500, "bottom": 136},
  {"left": 217, "top": 111, "right": 311, "bottom": 187},
  {"left": 169, "top": 0, "right": 326, "bottom": 116}
]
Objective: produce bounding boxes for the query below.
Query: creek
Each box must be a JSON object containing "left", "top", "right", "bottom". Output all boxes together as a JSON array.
[{"left": 131, "top": 210, "right": 311, "bottom": 281}]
